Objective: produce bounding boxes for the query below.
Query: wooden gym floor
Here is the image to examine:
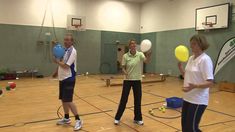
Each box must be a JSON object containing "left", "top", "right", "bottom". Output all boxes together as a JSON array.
[{"left": 0, "top": 74, "right": 235, "bottom": 132}]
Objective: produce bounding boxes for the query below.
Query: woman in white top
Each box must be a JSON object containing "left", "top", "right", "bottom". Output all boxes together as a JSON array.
[{"left": 178, "top": 34, "right": 214, "bottom": 132}]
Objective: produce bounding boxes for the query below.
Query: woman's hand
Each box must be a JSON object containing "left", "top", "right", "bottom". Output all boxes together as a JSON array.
[
  {"left": 182, "top": 83, "right": 197, "bottom": 92},
  {"left": 145, "top": 50, "right": 152, "bottom": 57},
  {"left": 144, "top": 51, "right": 152, "bottom": 63},
  {"left": 182, "top": 87, "right": 193, "bottom": 92},
  {"left": 123, "top": 70, "right": 128, "bottom": 77},
  {"left": 178, "top": 62, "right": 182, "bottom": 68},
  {"left": 188, "top": 83, "right": 197, "bottom": 89},
  {"left": 178, "top": 62, "right": 185, "bottom": 77}
]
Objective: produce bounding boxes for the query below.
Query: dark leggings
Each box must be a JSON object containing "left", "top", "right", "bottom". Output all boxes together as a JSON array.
[
  {"left": 181, "top": 100, "right": 207, "bottom": 132},
  {"left": 115, "top": 80, "right": 142, "bottom": 121}
]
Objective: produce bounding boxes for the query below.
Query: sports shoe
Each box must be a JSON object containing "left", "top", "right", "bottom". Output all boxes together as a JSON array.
[
  {"left": 56, "top": 118, "right": 71, "bottom": 125},
  {"left": 134, "top": 120, "right": 144, "bottom": 125},
  {"left": 114, "top": 120, "right": 120, "bottom": 125},
  {"left": 74, "top": 120, "right": 82, "bottom": 131}
]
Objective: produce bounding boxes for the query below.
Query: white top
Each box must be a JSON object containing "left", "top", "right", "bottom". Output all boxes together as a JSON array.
[
  {"left": 58, "top": 46, "right": 77, "bottom": 81},
  {"left": 183, "top": 53, "right": 214, "bottom": 105}
]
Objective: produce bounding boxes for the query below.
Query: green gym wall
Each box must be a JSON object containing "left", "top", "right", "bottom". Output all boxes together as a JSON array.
[{"left": 0, "top": 21, "right": 234, "bottom": 82}]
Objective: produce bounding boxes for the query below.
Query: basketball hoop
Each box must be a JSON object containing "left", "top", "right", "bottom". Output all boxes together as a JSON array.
[
  {"left": 202, "top": 22, "right": 214, "bottom": 32},
  {"left": 74, "top": 24, "right": 81, "bottom": 31}
]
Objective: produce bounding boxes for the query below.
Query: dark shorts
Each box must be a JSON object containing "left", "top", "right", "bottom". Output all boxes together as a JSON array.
[{"left": 59, "top": 80, "right": 75, "bottom": 102}]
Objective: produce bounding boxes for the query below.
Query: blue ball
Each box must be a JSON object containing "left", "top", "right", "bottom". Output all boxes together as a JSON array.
[{"left": 53, "top": 43, "right": 65, "bottom": 59}]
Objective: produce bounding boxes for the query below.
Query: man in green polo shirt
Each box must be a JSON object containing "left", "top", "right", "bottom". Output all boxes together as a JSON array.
[{"left": 114, "top": 39, "right": 151, "bottom": 125}]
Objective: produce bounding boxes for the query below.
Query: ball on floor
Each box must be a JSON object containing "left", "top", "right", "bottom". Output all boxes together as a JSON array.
[
  {"left": 6, "top": 86, "right": 11, "bottom": 91},
  {"left": 0, "top": 89, "right": 3, "bottom": 96},
  {"left": 8, "top": 82, "right": 16, "bottom": 89}
]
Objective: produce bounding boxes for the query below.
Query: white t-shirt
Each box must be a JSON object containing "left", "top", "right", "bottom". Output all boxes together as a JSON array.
[
  {"left": 183, "top": 53, "right": 214, "bottom": 105},
  {"left": 58, "top": 46, "right": 77, "bottom": 81}
]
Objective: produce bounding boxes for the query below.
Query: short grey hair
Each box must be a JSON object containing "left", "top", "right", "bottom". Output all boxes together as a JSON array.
[{"left": 190, "top": 34, "right": 209, "bottom": 51}]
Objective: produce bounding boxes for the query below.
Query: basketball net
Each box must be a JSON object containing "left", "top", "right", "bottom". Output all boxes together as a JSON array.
[
  {"left": 74, "top": 24, "right": 82, "bottom": 31},
  {"left": 202, "top": 22, "right": 213, "bottom": 32}
]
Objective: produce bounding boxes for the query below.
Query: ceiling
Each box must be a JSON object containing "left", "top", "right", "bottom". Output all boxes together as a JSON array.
[{"left": 117, "top": 0, "right": 152, "bottom": 3}]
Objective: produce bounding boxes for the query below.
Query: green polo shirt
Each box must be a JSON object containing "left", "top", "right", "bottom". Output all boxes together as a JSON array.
[{"left": 122, "top": 51, "right": 146, "bottom": 80}]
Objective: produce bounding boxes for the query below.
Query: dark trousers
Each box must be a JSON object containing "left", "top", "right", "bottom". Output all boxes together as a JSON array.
[
  {"left": 115, "top": 80, "right": 142, "bottom": 121},
  {"left": 181, "top": 100, "right": 207, "bottom": 132}
]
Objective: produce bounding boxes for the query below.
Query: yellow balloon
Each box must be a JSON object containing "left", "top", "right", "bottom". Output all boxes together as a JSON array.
[{"left": 175, "top": 45, "right": 189, "bottom": 62}]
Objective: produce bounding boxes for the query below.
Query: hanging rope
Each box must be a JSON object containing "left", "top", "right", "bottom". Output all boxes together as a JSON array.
[
  {"left": 37, "top": 0, "right": 49, "bottom": 42},
  {"left": 37, "top": 0, "right": 57, "bottom": 42},
  {"left": 50, "top": 1, "right": 57, "bottom": 40}
]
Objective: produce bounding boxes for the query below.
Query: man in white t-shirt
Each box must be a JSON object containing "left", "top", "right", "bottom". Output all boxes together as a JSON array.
[
  {"left": 178, "top": 35, "right": 214, "bottom": 132},
  {"left": 52, "top": 34, "right": 82, "bottom": 131}
]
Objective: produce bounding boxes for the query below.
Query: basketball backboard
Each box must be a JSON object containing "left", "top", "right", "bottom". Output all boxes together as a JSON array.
[
  {"left": 195, "top": 3, "right": 230, "bottom": 31},
  {"left": 67, "top": 15, "right": 86, "bottom": 31}
]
